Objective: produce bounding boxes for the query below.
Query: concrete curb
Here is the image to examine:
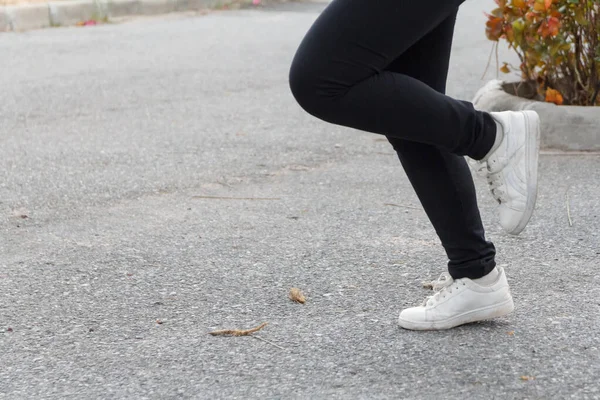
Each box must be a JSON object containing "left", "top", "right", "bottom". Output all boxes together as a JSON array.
[
  {"left": 473, "top": 79, "right": 600, "bottom": 151},
  {"left": 0, "top": 0, "right": 235, "bottom": 31},
  {"left": 3, "top": 3, "right": 50, "bottom": 31},
  {"left": 49, "top": 0, "right": 100, "bottom": 27}
]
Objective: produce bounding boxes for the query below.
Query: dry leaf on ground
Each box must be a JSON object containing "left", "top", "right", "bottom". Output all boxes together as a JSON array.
[
  {"left": 209, "top": 322, "right": 268, "bottom": 337},
  {"left": 289, "top": 288, "right": 306, "bottom": 304},
  {"left": 520, "top": 375, "right": 535, "bottom": 381}
]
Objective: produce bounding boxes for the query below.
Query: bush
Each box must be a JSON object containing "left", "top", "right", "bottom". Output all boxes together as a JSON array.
[{"left": 486, "top": 0, "right": 600, "bottom": 106}]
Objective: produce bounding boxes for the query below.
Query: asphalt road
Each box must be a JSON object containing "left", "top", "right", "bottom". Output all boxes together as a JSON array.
[{"left": 1, "top": 1, "right": 599, "bottom": 399}]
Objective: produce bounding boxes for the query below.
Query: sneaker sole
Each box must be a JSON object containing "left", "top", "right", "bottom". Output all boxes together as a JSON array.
[
  {"left": 508, "top": 110, "right": 541, "bottom": 235},
  {"left": 398, "top": 297, "right": 515, "bottom": 331}
]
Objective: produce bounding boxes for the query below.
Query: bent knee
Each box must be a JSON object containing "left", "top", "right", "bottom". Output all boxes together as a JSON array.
[
  {"left": 289, "top": 60, "right": 320, "bottom": 115},
  {"left": 289, "top": 59, "right": 343, "bottom": 123}
]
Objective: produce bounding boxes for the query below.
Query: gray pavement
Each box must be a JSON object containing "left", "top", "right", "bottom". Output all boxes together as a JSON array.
[{"left": 1, "top": 1, "right": 600, "bottom": 399}]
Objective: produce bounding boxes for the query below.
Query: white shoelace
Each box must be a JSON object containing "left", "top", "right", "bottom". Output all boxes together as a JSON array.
[
  {"left": 421, "top": 272, "right": 467, "bottom": 307},
  {"left": 469, "top": 159, "right": 490, "bottom": 178},
  {"left": 469, "top": 159, "right": 508, "bottom": 204},
  {"left": 487, "top": 173, "right": 507, "bottom": 203}
]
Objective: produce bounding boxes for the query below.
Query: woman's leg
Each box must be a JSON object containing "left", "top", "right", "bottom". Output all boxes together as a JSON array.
[
  {"left": 290, "top": 1, "right": 519, "bottom": 330},
  {"left": 384, "top": 11, "right": 495, "bottom": 280},
  {"left": 290, "top": 0, "right": 540, "bottom": 239},
  {"left": 289, "top": 0, "right": 497, "bottom": 160}
]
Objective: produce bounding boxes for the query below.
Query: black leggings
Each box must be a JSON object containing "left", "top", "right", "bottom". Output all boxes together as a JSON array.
[{"left": 289, "top": 0, "right": 497, "bottom": 279}]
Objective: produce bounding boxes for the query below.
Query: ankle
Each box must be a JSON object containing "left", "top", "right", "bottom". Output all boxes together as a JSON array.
[
  {"left": 472, "top": 267, "right": 500, "bottom": 286},
  {"left": 482, "top": 117, "right": 505, "bottom": 161}
]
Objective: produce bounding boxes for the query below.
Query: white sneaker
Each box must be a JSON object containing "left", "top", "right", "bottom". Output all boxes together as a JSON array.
[
  {"left": 398, "top": 267, "right": 514, "bottom": 331},
  {"left": 471, "top": 110, "right": 541, "bottom": 235}
]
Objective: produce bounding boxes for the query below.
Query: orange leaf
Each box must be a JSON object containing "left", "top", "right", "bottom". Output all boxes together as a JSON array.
[
  {"left": 512, "top": 0, "right": 526, "bottom": 9},
  {"left": 544, "top": 0, "right": 552, "bottom": 10},
  {"left": 545, "top": 88, "right": 564, "bottom": 105},
  {"left": 505, "top": 25, "right": 515, "bottom": 42},
  {"left": 538, "top": 21, "right": 550, "bottom": 38},
  {"left": 500, "top": 63, "right": 511, "bottom": 74},
  {"left": 547, "top": 16, "right": 560, "bottom": 36},
  {"left": 486, "top": 16, "right": 504, "bottom": 41},
  {"left": 533, "top": 0, "right": 546, "bottom": 12}
]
